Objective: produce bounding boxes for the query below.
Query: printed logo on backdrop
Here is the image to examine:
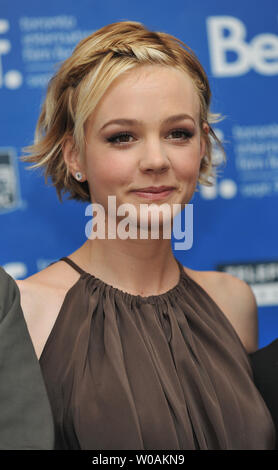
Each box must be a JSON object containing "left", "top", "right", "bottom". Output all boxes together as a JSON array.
[
  {"left": 200, "top": 124, "right": 278, "bottom": 200},
  {"left": 218, "top": 261, "right": 278, "bottom": 307},
  {"left": 232, "top": 123, "right": 278, "bottom": 199},
  {"left": 0, "top": 16, "right": 92, "bottom": 90},
  {"left": 0, "top": 19, "right": 23, "bottom": 89},
  {"left": 19, "top": 15, "right": 92, "bottom": 88},
  {"left": 207, "top": 16, "right": 278, "bottom": 77},
  {"left": 0, "top": 148, "right": 22, "bottom": 213}
]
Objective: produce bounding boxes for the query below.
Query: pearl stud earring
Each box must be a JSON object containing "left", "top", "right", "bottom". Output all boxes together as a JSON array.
[{"left": 75, "top": 172, "right": 83, "bottom": 181}]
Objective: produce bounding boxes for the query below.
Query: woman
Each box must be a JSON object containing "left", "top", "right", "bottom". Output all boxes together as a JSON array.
[{"left": 17, "top": 20, "right": 275, "bottom": 449}]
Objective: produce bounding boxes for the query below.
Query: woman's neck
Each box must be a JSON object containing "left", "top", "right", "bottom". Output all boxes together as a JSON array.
[{"left": 70, "top": 237, "right": 181, "bottom": 297}]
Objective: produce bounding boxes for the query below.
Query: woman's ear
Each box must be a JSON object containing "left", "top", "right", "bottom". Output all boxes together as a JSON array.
[
  {"left": 200, "top": 122, "right": 209, "bottom": 159},
  {"left": 63, "top": 137, "right": 86, "bottom": 182}
]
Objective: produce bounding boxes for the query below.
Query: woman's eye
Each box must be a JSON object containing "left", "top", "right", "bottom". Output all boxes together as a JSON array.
[
  {"left": 107, "top": 133, "right": 134, "bottom": 144},
  {"left": 167, "top": 129, "right": 193, "bottom": 140}
]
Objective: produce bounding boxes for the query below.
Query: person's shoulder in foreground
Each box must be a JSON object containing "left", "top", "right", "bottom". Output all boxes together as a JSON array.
[
  {"left": 0, "top": 266, "right": 54, "bottom": 450},
  {"left": 184, "top": 266, "right": 258, "bottom": 353},
  {"left": 249, "top": 338, "right": 278, "bottom": 448}
]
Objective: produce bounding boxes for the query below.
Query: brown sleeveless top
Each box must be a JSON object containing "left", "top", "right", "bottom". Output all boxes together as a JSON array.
[{"left": 39, "top": 257, "right": 275, "bottom": 450}]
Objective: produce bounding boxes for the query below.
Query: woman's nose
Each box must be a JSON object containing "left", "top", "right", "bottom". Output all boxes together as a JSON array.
[{"left": 139, "top": 139, "right": 170, "bottom": 173}]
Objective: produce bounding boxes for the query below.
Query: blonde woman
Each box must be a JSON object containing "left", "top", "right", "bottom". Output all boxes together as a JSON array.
[{"left": 16, "top": 21, "right": 275, "bottom": 449}]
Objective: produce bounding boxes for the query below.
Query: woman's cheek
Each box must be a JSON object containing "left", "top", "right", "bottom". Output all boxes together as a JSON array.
[{"left": 178, "top": 160, "right": 200, "bottom": 180}]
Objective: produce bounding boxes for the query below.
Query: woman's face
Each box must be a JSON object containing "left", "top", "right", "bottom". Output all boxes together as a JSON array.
[{"left": 81, "top": 65, "right": 206, "bottom": 228}]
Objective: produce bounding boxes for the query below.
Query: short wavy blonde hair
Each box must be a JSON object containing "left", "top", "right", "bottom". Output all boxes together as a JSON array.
[{"left": 23, "top": 20, "right": 224, "bottom": 202}]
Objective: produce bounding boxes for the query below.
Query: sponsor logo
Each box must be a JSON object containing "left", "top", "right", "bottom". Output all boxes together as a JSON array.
[
  {"left": 19, "top": 15, "right": 92, "bottom": 88},
  {"left": 0, "top": 148, "right": 22, "bottom": 213},
  {"left": 207, "top": 16, "right": 278, "bottom": 77},
  {"left": 0, "top": 19, "right": 23, "bottom": 89},
  {"left": 233, "top": 123, "right": 278, "bottom": 198},
  {"left": 218, "top": 261, "right": 278, "bottom": 307}
]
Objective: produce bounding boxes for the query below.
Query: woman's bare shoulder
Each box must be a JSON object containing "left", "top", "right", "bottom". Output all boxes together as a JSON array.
[
  {"left": 183, "top": 266, "right": 258, "bottom": 353},
  {"left": 17, "top": 260, "right": 78, "bottom": 288},
  {"left": 16, "top": 261, "right": 79, "bottom": 315},
  {"left": 15, "top": 260, "right": 81, "bottom": 359}
]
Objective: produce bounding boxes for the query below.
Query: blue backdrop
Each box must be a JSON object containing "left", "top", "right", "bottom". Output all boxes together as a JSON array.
[{"left": 1, "top": 0, "right": 277, "bottom": 347}]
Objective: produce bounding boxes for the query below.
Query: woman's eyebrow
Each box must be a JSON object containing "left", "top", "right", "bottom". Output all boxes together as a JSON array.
[{"left": 100, "top": 113, "right": 195, "bottom": 131}]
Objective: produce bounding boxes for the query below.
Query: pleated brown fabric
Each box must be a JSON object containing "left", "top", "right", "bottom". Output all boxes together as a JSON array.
[{"left": 39, "top": 257, "right": 275, "bottom": 450}]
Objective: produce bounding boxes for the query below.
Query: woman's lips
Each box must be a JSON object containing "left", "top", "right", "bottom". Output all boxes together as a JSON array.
[{"left": 131, "top": 187, "right": 175, "bottom": 201}]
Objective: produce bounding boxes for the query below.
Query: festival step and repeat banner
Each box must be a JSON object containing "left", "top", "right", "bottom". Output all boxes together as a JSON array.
[{"left": 0, "top": 0, "right": 277, "bottom": 347}]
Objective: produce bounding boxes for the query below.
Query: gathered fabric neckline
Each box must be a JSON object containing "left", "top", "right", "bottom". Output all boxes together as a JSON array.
[{"left": 59, "top": 256, "right": 188, "bottom": 305}]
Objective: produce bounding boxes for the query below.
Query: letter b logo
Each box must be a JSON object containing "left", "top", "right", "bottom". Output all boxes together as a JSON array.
[{"left": 207, "top": 16, "right": 278, "bottom": 77}]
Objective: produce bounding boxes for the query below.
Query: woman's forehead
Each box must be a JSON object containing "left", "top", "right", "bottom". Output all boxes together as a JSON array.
[
  {"left": 88, "top": 65, "right": 200, "bottom": 129},
  {"left": 108, "top": 64, "right": 196, "bottom": 93}
]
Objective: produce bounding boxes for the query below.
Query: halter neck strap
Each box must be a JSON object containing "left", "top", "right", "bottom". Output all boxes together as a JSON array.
[{"left": 60, "top": 257, "right": 86, "bottom": 275}]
